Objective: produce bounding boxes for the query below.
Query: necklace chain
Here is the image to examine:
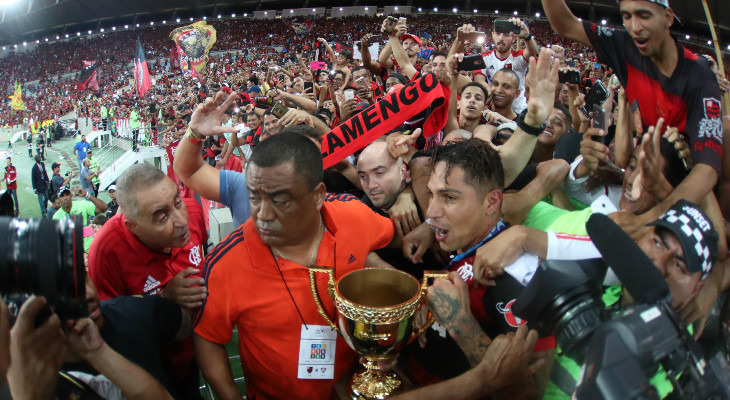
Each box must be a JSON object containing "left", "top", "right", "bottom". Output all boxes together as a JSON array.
[{"left": 272, "top": 216, "right": 323, "bottom": 267}]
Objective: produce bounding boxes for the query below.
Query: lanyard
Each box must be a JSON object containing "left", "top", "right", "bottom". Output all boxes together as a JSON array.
[{"left": 445, "top": 219, "right": 507, "bottom": 270}]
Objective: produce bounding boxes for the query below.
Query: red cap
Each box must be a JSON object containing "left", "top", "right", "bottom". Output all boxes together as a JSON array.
[{"left": 400, "top": 33, "right": 422, "bottom": 47}]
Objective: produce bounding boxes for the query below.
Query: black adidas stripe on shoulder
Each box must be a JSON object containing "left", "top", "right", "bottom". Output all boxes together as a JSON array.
[
  {"left": 192, "top": 226, "right": 245, "bottom": 328},
  {"left": 325, "top": 193, "right": 359, "bottom": 202}
]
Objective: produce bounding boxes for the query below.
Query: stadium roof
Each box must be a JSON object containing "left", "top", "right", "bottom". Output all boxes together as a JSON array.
[{"left": 0, "top": 0, "right": 727, "bottom": 47}]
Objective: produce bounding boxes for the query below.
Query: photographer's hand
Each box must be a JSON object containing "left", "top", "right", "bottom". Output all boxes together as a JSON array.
[
  {"left": 7, "top": 296, "right": 66, "bottom": 400},
  {"left": 161, "top": 267, "right": 208, "bottom": 310},
  {"left": 0, "top": 301, "right": 9, "bottom": 380}
]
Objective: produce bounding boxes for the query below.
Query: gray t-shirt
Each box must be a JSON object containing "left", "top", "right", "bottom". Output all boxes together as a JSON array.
[
  {"left": 80, "top": 167, "right": 95, "bottom": 195},
  {"left": 219, "top": 170, "right": 251, "bottom": 227}
]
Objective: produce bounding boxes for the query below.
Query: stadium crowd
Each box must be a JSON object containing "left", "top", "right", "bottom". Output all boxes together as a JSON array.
[{"left": 2, "top": 0, "right": 730, "bottom": 399}]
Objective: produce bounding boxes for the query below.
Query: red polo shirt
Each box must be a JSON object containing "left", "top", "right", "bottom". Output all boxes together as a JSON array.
[{"left": 89, "top": 197, "right": 208, "bottom": 300}]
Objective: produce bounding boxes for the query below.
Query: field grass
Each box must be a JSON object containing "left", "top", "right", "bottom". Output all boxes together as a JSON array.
[{"left": 200, "top": 328, "right": 247, "bottom": 399}]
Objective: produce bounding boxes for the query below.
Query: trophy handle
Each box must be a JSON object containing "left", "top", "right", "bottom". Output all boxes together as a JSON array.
[
  {"left": 308, "top": 266, "right": 341, "bottom": 334},
  {"left": 409, "top": 270, "right": 451, "bottom": 341}
]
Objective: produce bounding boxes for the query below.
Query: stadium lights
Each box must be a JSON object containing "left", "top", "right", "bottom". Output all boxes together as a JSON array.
[
  {"left": 577, "top": 18, "right": 582, "bottom": 21},
  {"left": 474, "top": 9, "right": 478, "bottom": 13},
  {"left": 433, "top": 7, "right": 438, "bottom": 12},
  {"left": 88, "top": 29, "right": 92, "bottom": 33},
  {"left": 364, "top": 7, "right": 369, "bottom": 10},
  {"left": 535, "top": 12, "right": 541, "bottom": 17},
  {"left": 35, "top": 39, "right": 39, "bottom": 43},
  {"left": 727, "top": 44, "right": 730, "bottom": 51},
  {"left": 217, "top": 14, "right": 221, "bottom": 18},
  {"left": 244, "top": 13, "right": 248, "bottom": 16},
  {"left": 150, "top": 21, "right": 154, "bottom": 26},
  {"left": 203, "top": 16, "right": 207, "bottom": 20},
  {"left": 231, "top": 13, "right": 235, "bottom": 17},
  {"left": 1, "top": 47, "right": 4, "bottom": 51},
  {"left": 135, "top": 23, "right": 139, "bottom": 27},
  {"left": 452, "top": 7, "right": 457, "bottom": 13},
  {"left": 339, "top": 7, "right": 343, "bottom": 11},
  {"left": 65, "top": 33, "right": 69, "bottom": 37},
  {"left": 264, "top": 11, "right": 267, "bottom": 14},
  {"left": 495, "top": 10, "right": 499, "bottom": 14},
  {"left": 111, "top": 27, "right": 116, "bottom": 31},
  {"left": 601, "top": 19, "right": 607, "bottom": 25},
  {"left": 289, "top": 10, "right": 293, "bottom": 13},
  {"left": 513, "top": 10, "right": 518, "bottom": 15},
  {"left": 100, "top": 28, "right": 104, "bottom": 32},
  {"left": 176, "top": 18, "right": 181, "bottom": 22},
  {"left": 76, "top": 32, "right": 80, "bottom": 36},
  {"left": 13, "top": 44, "right": 17, "bottom": 48},
  {"left": 708, "top": 40, "right": 712, "bottom": 45},
  {"left": 189, "top": 17, "right": 194, "bottom": 21},
  {"left": 417, "top": 7, "right": 422, "bottom": 12},
  {"left": 56, "top": 35, "right": 59, "bottom": 39},
  {"left": 22, "top": 41, "right": 26, "bottom": 46},
  {"left": 685, "top": 34, "right": 690, "bottom": 39},
  {"left": 44, "top": 38, "right": 48, "bottom": 41},
  {"left": 162, "top": 20, "right": 166, "bottom": 24},
  {"left": 395, "top": 7, "right": 399, "bottom": 11},
  {"left": 312, "top": 8, "right": 316, "bottom": 12}
]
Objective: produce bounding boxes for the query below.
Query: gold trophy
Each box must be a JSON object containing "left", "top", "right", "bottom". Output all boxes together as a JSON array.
[{"left": 308, "top": 267, "right": 448, "bottom": 399}]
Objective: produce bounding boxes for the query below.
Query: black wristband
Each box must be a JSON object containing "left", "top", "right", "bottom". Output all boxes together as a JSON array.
[
  {"left": 525, "top": 34, "right": 533, "bottom": 41},
  {"left": 516, "top": 110, "right": 546, "bottom": 136}
]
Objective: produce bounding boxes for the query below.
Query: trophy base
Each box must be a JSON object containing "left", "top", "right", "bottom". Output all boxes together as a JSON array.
[{"left": 347, "top": 368, "right": 403, "bottom": 400}]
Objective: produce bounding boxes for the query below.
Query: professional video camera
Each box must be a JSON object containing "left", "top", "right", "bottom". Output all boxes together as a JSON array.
[
  {"left": 513, "top": 213, "right": 730, "bottom": 400},
  {"left": 0, "top": 199, "right": 87, "bottom": 326}
]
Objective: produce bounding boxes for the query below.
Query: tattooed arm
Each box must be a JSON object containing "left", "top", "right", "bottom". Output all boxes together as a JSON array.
[{"left": 426, "top": 272, "right": 491, "bottom": 367}]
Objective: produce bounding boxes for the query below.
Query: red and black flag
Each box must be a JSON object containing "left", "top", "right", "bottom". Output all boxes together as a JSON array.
[
  {"left": 134, "top": 39, "right": 152, "bottom": 96},
  {"left": 170, "top": 43, "right": 180, "bottom": 71},
  {"left": 78, "top": 61, "right": 99, "bottom": 92}
]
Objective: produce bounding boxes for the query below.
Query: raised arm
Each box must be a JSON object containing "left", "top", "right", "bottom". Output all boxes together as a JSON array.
[
  {"left": 541, "top": 0, "right": 592, "bottom": 47},
  {"left": 386, "top": 20, "right": 417, "bottom": 80},
  {"left": 173, "top": 91, "right": 239, "bottom": 202}
]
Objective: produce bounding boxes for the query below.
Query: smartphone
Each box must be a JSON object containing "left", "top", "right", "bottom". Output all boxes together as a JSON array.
[
  {"left": 344, "top": 90, "right": 356, "bottom": 101},
  {"left": 384, "top": 16, "right": 398, "bottom": 34},
  {"left": 303, "top": 81, "right": 314, "bottom": 92},
  {"left": 591, "top": 104, "right": 606, "bottom": 133},
  {"left": 494, "top": 20, "right": 521, "bottom": 35},
  {"left": 581, "top": 80, "right": 610, "bottom": 118},
  {"left": 566, "top": 60, "right": 576, "bottom": 67},
  {"left": 594, "top": 63, "right": 602, "bottom": 70},
  {"left": 462, "top": 31, "right": 487, "bottom": 44},
  {"left": 559, "top": 69, "right": 580, "bottom": 84},
  {"left": 271, "top": 102, "right": 289, "bottom": 119},
  {"left": 457, "top": 54, "right": 487, "bottom": 71},
  {"left": 310, "top": 61, "right": 327, "bottom": 70}
]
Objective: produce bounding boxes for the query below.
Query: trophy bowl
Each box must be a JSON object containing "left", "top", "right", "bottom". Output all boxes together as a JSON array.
[{"left": 309, "top": 267, "right": 447, "bottom": 400}]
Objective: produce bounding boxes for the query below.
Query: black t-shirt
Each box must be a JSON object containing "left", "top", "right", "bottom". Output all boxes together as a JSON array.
[
  {"left": 57, "top": 296, "right": 183, "bottom": 399},
  {"left": 583, "top": 21, "right": 723, "bottom": 173}
]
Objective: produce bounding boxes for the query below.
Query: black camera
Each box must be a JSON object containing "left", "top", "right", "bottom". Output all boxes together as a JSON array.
[
  {"left": 0, "top": 216, "right": 87, "bottom": 326},
  {"left": 513, "top": 214, "right": 730, "bottom": 400}
]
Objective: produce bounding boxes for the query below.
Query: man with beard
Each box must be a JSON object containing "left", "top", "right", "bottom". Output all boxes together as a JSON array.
[
  {"left": 380, "top": 19, "right": 423, "bottom": 80},
  {"left": 542, "top": 0, "right": 724, "bottom": 235},
  {"left": 473, "top": 18, "right": 538, "bottom": 114}
]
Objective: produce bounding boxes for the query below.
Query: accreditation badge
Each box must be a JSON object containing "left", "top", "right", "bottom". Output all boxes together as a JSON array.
[{"left": 297, "top": 324, "right": 337, "bottom": 379}]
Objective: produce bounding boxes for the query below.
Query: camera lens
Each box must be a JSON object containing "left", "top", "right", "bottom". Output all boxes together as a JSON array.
[{"left": 0, "top": 216, "right": 87, "bottom": 320}]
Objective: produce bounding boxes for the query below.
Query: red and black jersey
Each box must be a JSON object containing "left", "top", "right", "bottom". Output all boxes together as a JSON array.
[{"left": 583, "top": 21, "right": 723, "bottom": 173}]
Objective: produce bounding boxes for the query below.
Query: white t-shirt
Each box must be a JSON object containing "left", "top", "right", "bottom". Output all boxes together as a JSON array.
[{"left": 478, "top": 49, "right": 529, "bottom": 114}]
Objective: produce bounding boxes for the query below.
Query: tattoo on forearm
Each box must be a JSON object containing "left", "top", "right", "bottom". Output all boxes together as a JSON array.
[{"left": 431, "top": 291, "right": 491, "bottom": 367}]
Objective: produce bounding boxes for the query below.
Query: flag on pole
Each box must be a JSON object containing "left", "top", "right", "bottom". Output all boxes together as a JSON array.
[
  {"left": 170, "top": 43, "right": 180, "bottom": 71},
  {"left": 134, "top": 39, "right": 152, "bottom": 96},
  {"left": 169, "top": 21, "right": 217, "bottom": 78},
  {"left": 9, "top": 83, "right": 25, "bottom": 111},
  {"left": 78, "top": 60, "right": 100, "bottom": 92}
]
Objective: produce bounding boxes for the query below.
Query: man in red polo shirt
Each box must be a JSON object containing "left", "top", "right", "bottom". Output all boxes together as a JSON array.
[{"left": 88, "top": 162, "right": 208, "bottom": 400}]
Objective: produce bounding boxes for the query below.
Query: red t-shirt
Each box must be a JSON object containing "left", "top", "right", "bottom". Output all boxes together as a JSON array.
[
  {"left": 4, "top": 166, "right": 17, "bottom": 190},
  {"left": 193, "top": 194, "right": 395, "bottom": 400},
  {"left": 88, "top": 197, "right": 208, "bottom": 300}
]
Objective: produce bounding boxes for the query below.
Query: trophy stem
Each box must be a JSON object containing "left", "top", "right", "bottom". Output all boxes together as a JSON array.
[{"left": 347, "top": 357, "right": 403, "bottom": 400}]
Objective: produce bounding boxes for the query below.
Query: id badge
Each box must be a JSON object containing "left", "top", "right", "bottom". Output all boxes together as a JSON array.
[{"left": 297, "top": 324, "right": 337, "bottom": 380}]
